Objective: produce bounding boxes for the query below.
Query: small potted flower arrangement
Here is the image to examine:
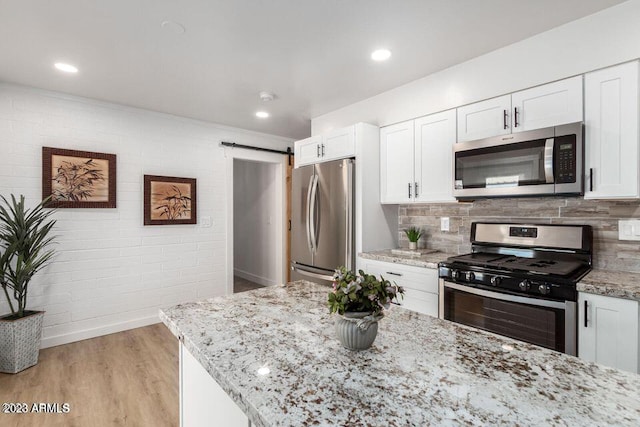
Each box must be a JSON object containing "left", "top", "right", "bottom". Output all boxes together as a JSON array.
[{"left": 328, "top": 266, "right": 404, "bottom": 350}]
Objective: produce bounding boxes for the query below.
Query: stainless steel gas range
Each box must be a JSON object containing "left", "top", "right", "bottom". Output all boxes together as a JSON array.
[{"left": 438, "top": 222, "right": 593, "bottom": 356}]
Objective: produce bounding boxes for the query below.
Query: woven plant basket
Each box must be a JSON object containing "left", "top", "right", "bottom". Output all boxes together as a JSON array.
[{"left": 0, "top": 311, "right": 45, "bottom": 374}]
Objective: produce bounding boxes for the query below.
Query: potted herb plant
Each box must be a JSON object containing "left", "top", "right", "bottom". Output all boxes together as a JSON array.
[
  {"left": 0, "top": 195, "right": 56, "bottom": 373},
  {"left": 404, "top": 226, "right": 423, "bottom": 250},
  {"left": 328, "top": 266, "right": 404, "bottom": 350}
]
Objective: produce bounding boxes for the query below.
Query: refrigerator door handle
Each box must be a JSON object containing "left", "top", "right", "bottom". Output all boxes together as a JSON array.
[
  {"left": 291, "top": 262, "right": 335, "bottom": 282},
  {"left": 346, "top": 160, "right": 354, "bottom": 271},
  {"left": 305, "top": 173, "right": 315, "bottom": 253},
  {"left": 309, "top": 174, "right": 319, "bottom": 253}
]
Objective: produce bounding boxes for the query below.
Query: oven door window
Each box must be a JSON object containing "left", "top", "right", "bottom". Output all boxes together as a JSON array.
[
  {"left": 455, "top": 139, "right": 548, "bottom": 189},
  {"left": 443, "top": 286, "right": 566, "bottom": 353}
]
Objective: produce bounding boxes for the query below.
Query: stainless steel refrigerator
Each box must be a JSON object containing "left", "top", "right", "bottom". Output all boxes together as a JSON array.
[{"left": 290, "top": 158, "right": 354, "bottom": 284}]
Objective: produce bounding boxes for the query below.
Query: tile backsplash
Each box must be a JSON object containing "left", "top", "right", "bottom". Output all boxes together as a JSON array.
[{"left": 398, "top": 197, "right": 640, "bottom": 272}]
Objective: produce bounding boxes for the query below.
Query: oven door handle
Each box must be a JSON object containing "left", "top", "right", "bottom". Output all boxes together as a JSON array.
[
  {"left": 442, "top": 281, "right": 567, "bottom": 310},
  {"left": 544, "top": 138, "right": 555, "bottom": 184}
]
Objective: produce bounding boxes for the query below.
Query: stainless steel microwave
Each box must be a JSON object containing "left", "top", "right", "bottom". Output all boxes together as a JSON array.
[{"left": 453, "top": 122, "right": 583, "bottom": 199}]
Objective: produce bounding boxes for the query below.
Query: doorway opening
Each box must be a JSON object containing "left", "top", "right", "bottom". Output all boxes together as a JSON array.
[
  {"left": 225, "top": 146, "right": 290, "bottom": 295},
  {"left": 233, "top": 159, "right": 278, "bottom": 292}
]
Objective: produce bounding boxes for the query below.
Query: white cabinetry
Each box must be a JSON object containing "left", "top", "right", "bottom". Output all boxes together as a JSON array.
[
  {"left": 380, "top": 110, "right": 456, "bottom": 204},
  {"left": 180, "top": 342, "right": 250, "bottom": 427},
  {"left": 294, "top": 126, "right": 355, "bottom": 167},
  {"left": 414, "top": 110, "right": 457, "bottom": 202},
  {"left": 380, "top": 120, "right": 414, "bottom": 203},
  {"left": 457, "top": 95, "right": 511, "bottom": 143},
  {"left": 511, "top": 76, "right": 583, "bottom": 132},
  {"left": 456, "top": 76, "right": 583, "bottom": 142},
  {"left": 578, "top": 292, "right": 639, "bottom": 374},
  {"left": 584, "top": 61, "right": 639, "bottom": 199},
  {"left": 359, "top": 258, "right": 439, "bottom": 317}
]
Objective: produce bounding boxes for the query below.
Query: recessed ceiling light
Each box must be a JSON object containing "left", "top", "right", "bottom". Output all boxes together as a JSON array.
[
  {"left": 256, "top": 111, "right": 269, "bottom": 119},
  {"left": 54, "top": 63, "right": 78, "bottom": 73},
  {"left": 259, "top": 91, "right": 276, "bottom": 102},
  {"left": 161, "top": 20, "right": 186, "bottom": 34},
  {"left": 371, "top": 49, "right": 391, "bottom": 61}
]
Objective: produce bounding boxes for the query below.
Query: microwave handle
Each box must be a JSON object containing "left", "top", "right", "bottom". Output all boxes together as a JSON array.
[{"left": 544, "top": 138, "right": 554, "bottom": 184}]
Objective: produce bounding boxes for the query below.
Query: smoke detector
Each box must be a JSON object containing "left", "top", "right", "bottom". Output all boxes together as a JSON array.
[{"left": 259, "top": 91, "right": 276, "bottom": 102}]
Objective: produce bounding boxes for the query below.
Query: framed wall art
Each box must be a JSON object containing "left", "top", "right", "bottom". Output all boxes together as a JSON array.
[
  {"left": 144, "top": 175, "right": 197, "bottom": 225},
  {"left": 42, "top": 147, "right": 117, "bottom": 208}
]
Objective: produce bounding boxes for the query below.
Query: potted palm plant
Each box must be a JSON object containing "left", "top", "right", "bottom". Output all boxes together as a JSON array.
[
  {"left": 0, "top": 195, "right": 56, "bottom": 373},
  {"left": 404, "top": 226, "right": 423, "bottom": 250}
]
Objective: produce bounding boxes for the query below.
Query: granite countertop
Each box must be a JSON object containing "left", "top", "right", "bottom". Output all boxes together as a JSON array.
[
  {"left": 359, "top": 249, "right": 452, "bottom": 269},
  {"left": 160, "top": 281, "right": 640, "bottom": 427},
  {"left": 578, "top": 269, "right": 640, "bottom": 301}
]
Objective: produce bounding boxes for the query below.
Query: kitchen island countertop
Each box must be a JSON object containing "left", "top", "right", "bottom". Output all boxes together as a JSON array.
[{"left": 160, "top": 281, "right": 640, "bottom": 427}]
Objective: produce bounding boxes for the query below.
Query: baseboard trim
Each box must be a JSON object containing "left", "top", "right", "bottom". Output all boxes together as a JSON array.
[
  {"left": 233, "top": 268, "right": 277, "bottom": 287},
  {"left": 40, "top": 315, "right": 161, "bottom": 349}
]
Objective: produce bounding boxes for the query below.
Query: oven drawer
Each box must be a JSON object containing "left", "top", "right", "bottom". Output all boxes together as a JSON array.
[{"left": 440, "top": 280, "right": 577, "bottom": 355}]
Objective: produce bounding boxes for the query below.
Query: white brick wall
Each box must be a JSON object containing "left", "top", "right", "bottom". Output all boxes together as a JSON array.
[{"left": 0, "top": 83, "right": 293, "bottom": 348}]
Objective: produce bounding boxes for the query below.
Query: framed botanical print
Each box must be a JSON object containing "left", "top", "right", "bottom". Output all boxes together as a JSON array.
[
  {"left": 42, "top": 147, "right": 117, "bottom": 208},
  {"left": 144, "top": 175, "right": 197, "bottom": 225}
]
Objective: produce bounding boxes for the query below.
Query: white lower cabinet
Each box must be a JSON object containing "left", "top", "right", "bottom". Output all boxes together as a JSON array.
[
  {"left": 180, "top": 342, "right": 250, "bottom": 427},
  {"left": 359, "top": 258, "right": 439, "bottom": 317},
  {"left": 578, "top": 292, "right": 639, "bottom": 374}
]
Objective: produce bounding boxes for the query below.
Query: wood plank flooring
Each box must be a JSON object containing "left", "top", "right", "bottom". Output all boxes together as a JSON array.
[{"left": 0, "top": 323, "right": 178, "bottom": 427}]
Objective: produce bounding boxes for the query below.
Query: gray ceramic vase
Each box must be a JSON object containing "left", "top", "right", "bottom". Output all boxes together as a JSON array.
[{"left": 335, "top": 312, "right": 379, "bottom": 350}]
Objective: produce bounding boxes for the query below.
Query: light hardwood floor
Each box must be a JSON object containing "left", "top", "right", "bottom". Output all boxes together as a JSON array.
[
  {"left": 0, "top": 323, "right": 178, "bottom": 427},
  {"left": 233, "top": 275, "right": 264, "bottom": 293}
]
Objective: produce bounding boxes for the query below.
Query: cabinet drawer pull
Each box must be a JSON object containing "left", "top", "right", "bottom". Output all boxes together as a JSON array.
[
  {"left": 386, "top": 271, "right": 403, "bottom": 277},
  {"left": 503, "top": 109, "right": 508, "bottom": 129},
  {"left": 589, "top": 168, "right": 594, "bottom": 192},
  {"left": 584, "top": 300, "right": 588, "bottom": 328},
  {"left": 514, "top": 107, "right": 520, "bottom": 127},
  {"left": 321, "top": 143, "right": 325, "bottom": 157},
  {"left": 317, "top": 144, "right": 321, "bottom": 158},
  {"left": 408, "top": 182, "right": 412, "bottom": 199}
]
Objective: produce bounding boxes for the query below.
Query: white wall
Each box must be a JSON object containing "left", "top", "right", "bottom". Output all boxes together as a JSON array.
[
  {"left": 0, "top": 83, "right": 292, "bottom": 348},
  {"left": 312, "top": 0, "right": 640, "bottom": 133},
  {"left": 233, "top": 159, "right": 278, "bottom": 286}
]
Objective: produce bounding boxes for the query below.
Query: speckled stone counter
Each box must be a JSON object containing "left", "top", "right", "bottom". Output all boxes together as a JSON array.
[
  {"left": 359, "top": 249, "right": 452, "bottom": 269},
  {"left": 578, "top": 269, "right": 640, "bottom": 301},
  {"left": 160, "top": 281, "right": 640, "bottom": 427}
]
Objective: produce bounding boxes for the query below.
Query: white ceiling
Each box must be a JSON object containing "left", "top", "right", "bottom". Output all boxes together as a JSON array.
[{"left": 0, "top": 0, "right": 625, "bottom": 139}]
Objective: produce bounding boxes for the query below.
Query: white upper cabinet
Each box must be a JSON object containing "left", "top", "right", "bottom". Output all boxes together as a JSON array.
[
  {"left": 584, "top": 61, "right": 639, "bottom": 199},
  {"left": 322, "top": 126, "right": 356, "bottom": 162},
  {"left": 414, "top": 109, "right": 456, "bottom": 202},
  {"left": 295, "top": 135, "right": 323, "bottom": 167},
  {"left": 511, "top": 76, "right": 583, "bottom": 132},
  {"left": 380, "top": 120, "right": 414, "bottom": 204},
  {"left": 456, "top": 76, "right": 583, "bottom": 143},
  {"left": 457, "top": 95, "right": 511, "bottom": 143},
  {"left": 578, "top": 292, "right": 639, "bottom": 374},
  {"left": 294, "top": 126, "right": 356, "bottom": 168}
]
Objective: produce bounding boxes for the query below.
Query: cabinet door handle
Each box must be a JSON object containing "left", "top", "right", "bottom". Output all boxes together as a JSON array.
[
  {"left": 321, "top": 143, "right": 325, "bottom": 157},
  {"left": 317, "top": 144, "right": 321, "bottom": 158},
  {"left": 589, "top": 168, "right": 594, "bottom": 192},
  {"left": 514, "top": 107, "right": 519, "bottom": 128},
  {"left": 414, "top": 182, "right": 419, "bottom": 198},
  {"left": 386, "top": 271, "right": 403, "bottom": 277},
  {"left": 408, "top": 182, "right": 412, "bottom": 199},
  {"left": 503, "top": 109, "right": 508, "bottom": 129},
  {"left": 584, "top": 300, "right": 588, "bottom": 328}
]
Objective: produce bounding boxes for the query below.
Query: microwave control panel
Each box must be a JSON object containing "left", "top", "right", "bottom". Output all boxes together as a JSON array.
[{"left": 555, "top": 135, "right": 576, "bottom": 184}]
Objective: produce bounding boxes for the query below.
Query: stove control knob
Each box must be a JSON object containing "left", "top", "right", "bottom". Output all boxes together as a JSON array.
[
  {"left": 465, "top": 272, "right": 475, "bottom": 282},
  {"left": 490, "top": 276, "right": 501, "bottom": 286},
  {"left": 451, "top": 270, "right": 459, "bottom": 280},
  {"left": 539, "top": 284, "right": 551, "bottom": 295},
  {"left": 518, "top": 280, "right": 531, "bottom": 291}
]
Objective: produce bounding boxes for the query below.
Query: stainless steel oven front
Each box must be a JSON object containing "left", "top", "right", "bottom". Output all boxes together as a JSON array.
[{"left": 439, "top": 280, "right": 577, "bottom": 355}]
